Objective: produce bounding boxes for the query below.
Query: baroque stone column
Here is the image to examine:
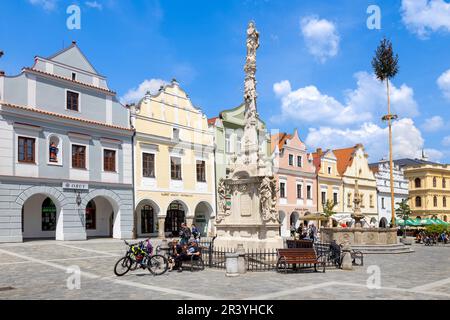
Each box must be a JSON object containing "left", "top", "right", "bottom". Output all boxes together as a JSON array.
[{"left": 157, "top": 216, "right": 165, "bottom": 238}]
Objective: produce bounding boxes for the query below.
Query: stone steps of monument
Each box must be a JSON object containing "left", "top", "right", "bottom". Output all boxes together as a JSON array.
[{"left": 351, "top": 243, "right": 414, "bottom": 254}]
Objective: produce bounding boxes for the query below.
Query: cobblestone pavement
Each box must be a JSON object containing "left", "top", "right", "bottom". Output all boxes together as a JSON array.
[{"left": 0, "top": 239, "right": 449, "bottom": 300}]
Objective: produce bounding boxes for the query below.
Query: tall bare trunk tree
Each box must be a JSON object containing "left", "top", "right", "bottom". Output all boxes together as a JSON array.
[{"left": 372, "top": 38, "right": 399, "bottom": 228}]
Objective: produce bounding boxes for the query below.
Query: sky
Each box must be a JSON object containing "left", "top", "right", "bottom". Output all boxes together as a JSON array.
[{"left": 1, "top": 0, "right": 450, "bottom": 163}]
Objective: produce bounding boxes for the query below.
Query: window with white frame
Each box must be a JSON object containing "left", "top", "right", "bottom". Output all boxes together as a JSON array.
[
  {"left": 288, "top": 154, "right": 294, "bottom": 166},
  {"left": 280, "top": 182, "right": 286, "bottom": 198},
  {"left": 225, "top": 134, "right": 231, "bottom": 153},
  {"left": 297, "top": 155, "right": 302, "bottom": 167}
]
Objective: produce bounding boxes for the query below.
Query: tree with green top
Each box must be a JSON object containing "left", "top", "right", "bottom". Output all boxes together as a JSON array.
[{"left": 372, "top": 37, "right": 399, "bottom": 228}]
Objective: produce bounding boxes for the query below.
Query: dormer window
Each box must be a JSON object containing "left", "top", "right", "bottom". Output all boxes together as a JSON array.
[{"left": 71, "top": 72, "right": 77, "bottom": 81}]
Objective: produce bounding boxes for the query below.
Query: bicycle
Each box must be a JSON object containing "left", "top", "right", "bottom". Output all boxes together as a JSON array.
[{"left": 114, "top": 239, "right": 168, "bottom": 276}]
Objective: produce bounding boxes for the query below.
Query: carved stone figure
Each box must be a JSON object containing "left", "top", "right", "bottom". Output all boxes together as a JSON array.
[{"left": 217, "top": 178, "right": 227, "bottom": 215}]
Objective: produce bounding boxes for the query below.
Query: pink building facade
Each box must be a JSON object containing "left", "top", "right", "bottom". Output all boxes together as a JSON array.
[{"left": 271, "top": 130, "right": 318, "bottom": 238}]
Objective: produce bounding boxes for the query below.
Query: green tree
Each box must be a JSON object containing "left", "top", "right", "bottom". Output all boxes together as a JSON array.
[
  {"left": 395, "top": 199, "right": 411, "bottom": 238},
  {"left": 323, "top": 199, "right": 337, "bottom": 227},
  {"left": 372, "top": 38, "right": 399, "bottom": 228},
  {"left": 425, "top": 224, "right": 449, "bottom": 236}
]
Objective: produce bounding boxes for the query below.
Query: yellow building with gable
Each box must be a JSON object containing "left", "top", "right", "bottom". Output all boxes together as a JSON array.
[{"left": 131, "top": 79, "right": 216, "bottom": 238}]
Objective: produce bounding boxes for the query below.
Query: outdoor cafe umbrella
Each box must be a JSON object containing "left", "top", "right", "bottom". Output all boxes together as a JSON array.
[
  {"left": 395, "top": 217, "right": 421, "bottom": 227},
  {"left": 301, "top": 213, "right": 329, "bottom": 228},
  {"left": 430, "top": 218, "right": 449, "bottom": 226}
]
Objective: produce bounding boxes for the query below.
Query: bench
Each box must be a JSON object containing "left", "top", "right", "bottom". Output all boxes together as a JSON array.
[
  {"left": 277, "top": 248, "right": 326, "bottom": 273},
  {"left": 179, "top": 246, "right": 206, "bottom": 272}
]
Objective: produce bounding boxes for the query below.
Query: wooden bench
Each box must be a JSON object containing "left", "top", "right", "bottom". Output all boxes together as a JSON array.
[{"left": 277, "top": 248, "right": 325, "bottom": 273}]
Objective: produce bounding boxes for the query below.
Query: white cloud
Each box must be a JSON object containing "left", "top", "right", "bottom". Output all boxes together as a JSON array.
[
  {"left": 401, "top": 0, "right": 450, "bottom": 38},
  {"left": 120, "top": 79, "right": 167, "bottom": 104},
  {"left": 28, "top": 0, "right": 58, "bottom": 11},
  {"left": 300, "top": 16, "right": 339, "bottom": 63},
  {"left": 437, "top": 69, "right": 450, "bottom": 100},
  {"left": 442, "top": 135, "right": 450, "bottom": 146},
  {"left": 85, "top": 1, "right": 102, "bottom": 10},
  {"left": 305, "top": 118, "right": 443, "bottom": 162},
  {"left": 423, "top": 148, "right": 444, "bottom": 162},
  {"left": 422, "top": 116, "right": 444, "bottom": 132},
  {"left": 271, "top": 71, "right": 419, "bottom": 126}
]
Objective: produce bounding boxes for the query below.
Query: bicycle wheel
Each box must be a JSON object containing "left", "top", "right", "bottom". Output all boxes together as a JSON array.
[
  {"left": 114, "top": 256, "right": 132, "bottom": 276},
  {"left": 147, "top": 254, "right": 168, "bottom": 276}
]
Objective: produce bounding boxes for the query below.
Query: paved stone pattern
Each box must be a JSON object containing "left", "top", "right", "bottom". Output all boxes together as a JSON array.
[{"left": 0, "top": 239, "right": 449, "bottom": 300}]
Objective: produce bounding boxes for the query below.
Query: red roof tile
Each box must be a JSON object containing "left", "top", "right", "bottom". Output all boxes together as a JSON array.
[
  {"left": 333, "top": 146, "right": 359, "bottom": 176},
  {"left": 1, "top": 102, "right": 133, "bottom": 132}
]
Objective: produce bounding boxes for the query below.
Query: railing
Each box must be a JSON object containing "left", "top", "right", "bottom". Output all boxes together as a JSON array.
[{"left": 156, "top": 237, "right": 346, "bottom": 271}]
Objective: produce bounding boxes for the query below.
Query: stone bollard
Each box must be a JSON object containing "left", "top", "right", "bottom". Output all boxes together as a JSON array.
[
  {"left": 225, "top": 253, "right": 240, "bottom": 277},
  {"left": 236, "top": 244, "right": 247, "bottom": 275},
  {"left": 341, "top": 241, "right": 353, "bottom": 271}
]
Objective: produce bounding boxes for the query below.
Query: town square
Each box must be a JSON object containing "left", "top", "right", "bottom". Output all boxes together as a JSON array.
[{"left": 0, "top": 0, "right": 450, "bottom": 304}]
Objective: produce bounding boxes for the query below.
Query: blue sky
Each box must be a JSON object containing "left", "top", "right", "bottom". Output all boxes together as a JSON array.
[{"left": 1, "top": 0, "right": 450, "bottom": 162}]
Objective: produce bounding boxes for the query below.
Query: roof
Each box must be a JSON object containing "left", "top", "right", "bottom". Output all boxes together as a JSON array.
[
  {"left": 369, "top": 158, "right": 439, "bottom": 169},
  {"left": 332, "top": 146, "right": 359, "bottom": 176},
  {"left": 23, "top": 68, "right": 116, "bottom": 95},
  {"left": 311, "top": 150, "right": 324, "bottom": 174},
  {"left": 270, "top": 132, "right": 292, "bottom": 153},
  {"left": 207, "top": 117, "right": 218, "bottom": 126},
  {"left": 0, "top": 102, "right": 133, "bottom": 133}
]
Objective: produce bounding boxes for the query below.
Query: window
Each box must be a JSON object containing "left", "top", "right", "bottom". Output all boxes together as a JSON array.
[
  {"left": 103, "top": 149, "right": 116, "bottom": 172},
  {"left": 443, "top": 178, "right": 446, "bottom": 189},
  {"left": 196, "top": 160, "right": 206, "bottom": 182},
  {"left": 72, "top": 144, "right": 86, "bottom": 169},
  {"left": 444, "top": 197, "right": 447, "bottom": 208},
  {"left": 347, "top": 193, "right": 352, "bottom": 207},
  {"left": 18, "top": 136, "right": 35, "bottom": 163},
  {"left": 415, "top": 196, "right": 422, "bottom": 207},
  {"left": 66, "top": 90, "right": 79, "bottom": 111},
  {"left": 297, "top": 184, "right": 302, "bottom": 199},
  {"left": 42, "top": 197, "right": 56, "bottom": 231},
  {"left": 307, "top": 185, "right": 312, "bottom": 200},
  {"left": 333, "top": 192, "right": 338, "bottom": 205},
  {"left": 433, "top": 196, "right": 438, "bottom": 207},
  {"left": 85, "top": 200, "right": 96, "bottom": 230},
  {"left": 327, "top": 166, "right": 332, "bottom": 175},
  {"left": 280, "top": 182, "right": 286, "bottom": 198},
  {"left": 236, "top": 138, "right": 241, "bottom": 154},
  {"left": 225, "top": 134, "right": 231, "bottom": 152},
  {"left": 360, "top": 194, "right": 365, "bottom": 208},
  {"left": 370, "top": 194, "right": 374, "bottom": 208},
  {"left": 71, "top": 72, "right": 77, "bottom": 81},
  {"left": 141, "top": 205, "right": 154, "bottom": 234},
  {"left": 433, "top": 177, "right": 437, "bottom": 188},
  {"left": 321, "top": 191, "right": 326, "bottom": 205},
  {"left": 414, "top": 178, "right": 421, "bottom": 188},
  {"left": 173, "top": 128, "right": 180, "bottom": 140},
  {"left": 381, "top": 197, "right": 385, "bottom": 209},
  {"left": 142, "top": 153, "right": 155, "bottom": 178},
  {"left": 297, "top": 156, "right": 302, "bottom": 167},
  {"left": 170, "top": 157, "right": 182, "bottom": 180},
  {"left": 288, "top": 154, "right": 294, "bottom": 166}
]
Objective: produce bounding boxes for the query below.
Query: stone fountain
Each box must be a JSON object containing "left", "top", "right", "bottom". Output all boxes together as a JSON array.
[
  {"left": 214, "top": 21, "right": 283, "bottom": 250},
  {"left": 321, "top": 181, "right": 412, "bottom": 254}
]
